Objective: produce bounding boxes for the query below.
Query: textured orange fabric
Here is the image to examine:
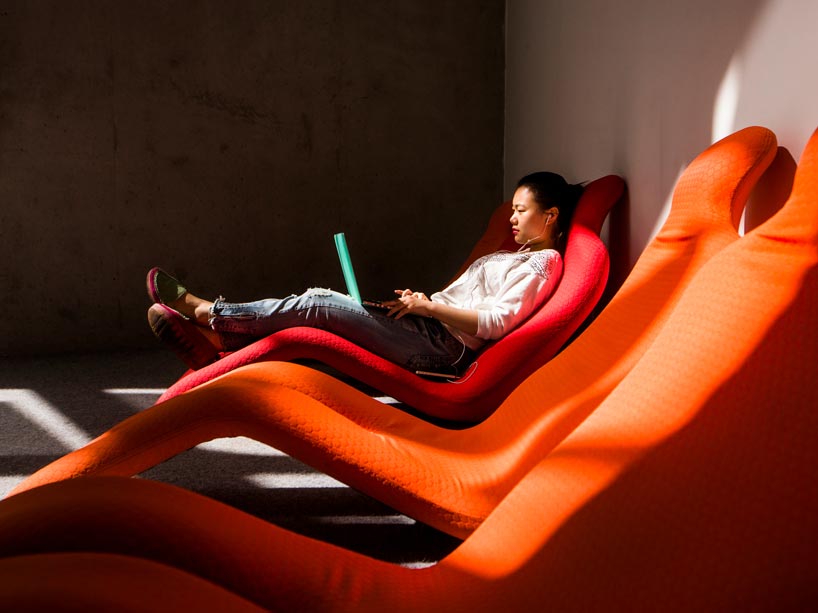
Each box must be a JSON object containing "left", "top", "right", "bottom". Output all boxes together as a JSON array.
[
  {"left": 156, "top": 175, "right": 622, "bottom": 422},
  {"left": 7, "top": 128, "right": 777, "bottom": 539},
  {"left": 0, "top": 479, "right": 413, "bottom": 611},
  {"left": 0, "top": 553, "right": 265, "bottom": 611}
]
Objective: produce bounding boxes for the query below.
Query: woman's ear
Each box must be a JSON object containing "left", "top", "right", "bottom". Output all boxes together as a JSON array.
[{"left": 545, "top": 206, "right": 559, "bottom": 222}]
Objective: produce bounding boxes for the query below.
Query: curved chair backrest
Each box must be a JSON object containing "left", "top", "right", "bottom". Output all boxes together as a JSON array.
[{"left": 157, "top": 175, "right": 623, "bottom": 422}]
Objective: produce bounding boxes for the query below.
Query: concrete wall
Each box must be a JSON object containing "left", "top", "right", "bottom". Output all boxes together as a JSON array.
[
  {"left": 505, "top": 0, "right": 818, "bottom": 286},
  {"left": 0, "top": 1, "right": 505, "bottom": 355}
]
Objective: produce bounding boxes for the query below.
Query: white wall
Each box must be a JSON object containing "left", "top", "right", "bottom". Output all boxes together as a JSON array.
[{"left": 505, "top": 0, "right": 818, "bottom": 281}]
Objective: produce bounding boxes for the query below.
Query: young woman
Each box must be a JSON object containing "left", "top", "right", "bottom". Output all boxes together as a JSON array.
[{"left": 147, "top": 172, "right": 583, "bottom": 376}]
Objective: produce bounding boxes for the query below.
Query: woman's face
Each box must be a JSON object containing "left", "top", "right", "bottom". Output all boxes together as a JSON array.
[{"left": 510, "top": 187, "right": 553, "bottom": 248}]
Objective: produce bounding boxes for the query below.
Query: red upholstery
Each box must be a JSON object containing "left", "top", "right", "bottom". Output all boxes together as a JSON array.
[
  {"left": 8, "top": 128, "right": 777, "bottom": 541},
  {"left": 156, "top": 175, "right": 623, "bottom": 422}
]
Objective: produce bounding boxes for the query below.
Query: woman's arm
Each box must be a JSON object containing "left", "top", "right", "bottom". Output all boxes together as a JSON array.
[
  {"left": 384, "top": 289, "right": 479, "bottom": 336},
  {"left": 430, "top": 249, "right": 563, "bottom": 341}
]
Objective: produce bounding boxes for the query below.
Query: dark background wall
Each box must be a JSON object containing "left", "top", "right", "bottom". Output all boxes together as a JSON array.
[{"left": 0, "top": 1, "right": 505, "bottom": 355}]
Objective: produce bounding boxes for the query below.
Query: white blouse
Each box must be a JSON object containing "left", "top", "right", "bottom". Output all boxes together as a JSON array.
[{"left": 431, "top": 249, "right": 563, "bottom": 350}]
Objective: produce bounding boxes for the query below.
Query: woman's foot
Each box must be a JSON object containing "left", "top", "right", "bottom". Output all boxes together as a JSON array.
[
  {"left": 147, "top": 303, "right": 222, "bottom": 370},
  {"left": 146, "top": 268, "right": 213, "bottom": 326}
]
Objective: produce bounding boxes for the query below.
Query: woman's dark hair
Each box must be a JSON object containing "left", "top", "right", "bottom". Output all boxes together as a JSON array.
[{"left": 516, "top": 171, "right": 584, "bottom": 252}]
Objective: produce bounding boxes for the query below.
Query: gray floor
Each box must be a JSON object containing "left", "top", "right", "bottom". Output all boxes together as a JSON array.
[{"left": 0, "top": 349, "right": 460, "bottom": 565}]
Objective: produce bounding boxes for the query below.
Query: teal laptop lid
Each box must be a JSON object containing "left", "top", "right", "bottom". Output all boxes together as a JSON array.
[{"left": 334, "top": 232, "right": 362, "bottom": 303}]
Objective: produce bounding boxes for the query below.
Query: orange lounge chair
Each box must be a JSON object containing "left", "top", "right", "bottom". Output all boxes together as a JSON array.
[
  {"left": 744, "top": 145, "right": 796, "bottom": 232},
  {"left": 1, "top": 135, "right": 815, "bottom": 613},
  {"left": 7, "top": 128, "right": 778, "bottom": 541},
  {"left": 156, "top": 174, "right": 623, "bottom": 423},
  {"left": 0, "top": 553, "right": 265, "bottom": 612}
]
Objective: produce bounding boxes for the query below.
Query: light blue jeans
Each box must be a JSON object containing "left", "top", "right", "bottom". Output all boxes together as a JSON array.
[{"left": 209, "top": 288, "right": 474, "bottom": 375}]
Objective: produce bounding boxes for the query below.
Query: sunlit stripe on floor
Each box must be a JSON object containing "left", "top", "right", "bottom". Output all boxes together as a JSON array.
[
  {"left": 0, "top": 389, "right": 90, "bottom": 449},
  {"left": 198, "top": 437, "right": 286, "bottom": 456},
  {"left": 402, "top": 561, "right": 438, "bottom": 569},
  {"left": 102, "top": 388, "right": 167, "bottom": 395},
  {"left": 311, "top": 514, "right": 416, "bottom": 525},
  {"left": 0, "top": 476, "right": 25, "bottom": 498},
  {"left": 246, "top": 472, "right": 348, "bottom": 489},
  {"left": 373, "top": 396, "right": 400, "bottom": 404}
]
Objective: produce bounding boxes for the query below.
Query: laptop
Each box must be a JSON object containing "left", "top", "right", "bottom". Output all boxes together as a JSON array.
[
  {"left": 334, "top": 232, "right": 387, "bottom": 308},
  {"left": 334, "top": 232, "right": 456, "bottom": 379}
]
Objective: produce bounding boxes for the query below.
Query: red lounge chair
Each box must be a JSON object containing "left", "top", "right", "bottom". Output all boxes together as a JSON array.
[{"left": 158, "top": 174, "right": 624, "bottom": 423}]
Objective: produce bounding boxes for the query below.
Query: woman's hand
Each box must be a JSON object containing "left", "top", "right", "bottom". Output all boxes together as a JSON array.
[
  {"left": 384, "top": 289, "right": 480, "bottom": 335},
  {"left": 386, "top": 289, "right": 431, "bottom": 319}
]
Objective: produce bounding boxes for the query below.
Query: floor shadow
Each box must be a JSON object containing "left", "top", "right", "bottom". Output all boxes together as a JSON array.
[{"left": 0, "top": 349, "right": 461, "bottom": 564}]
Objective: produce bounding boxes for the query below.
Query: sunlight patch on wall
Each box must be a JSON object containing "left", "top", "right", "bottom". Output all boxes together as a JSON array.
[
  {"left": 712, "top": 54, "right": 749, "bottom": 234},
  {"left": 647, "top": 166, "right": 686, "bottom": 243},
  {"left": 712, "top": 55, "right": 743, "bottom": 144}
]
